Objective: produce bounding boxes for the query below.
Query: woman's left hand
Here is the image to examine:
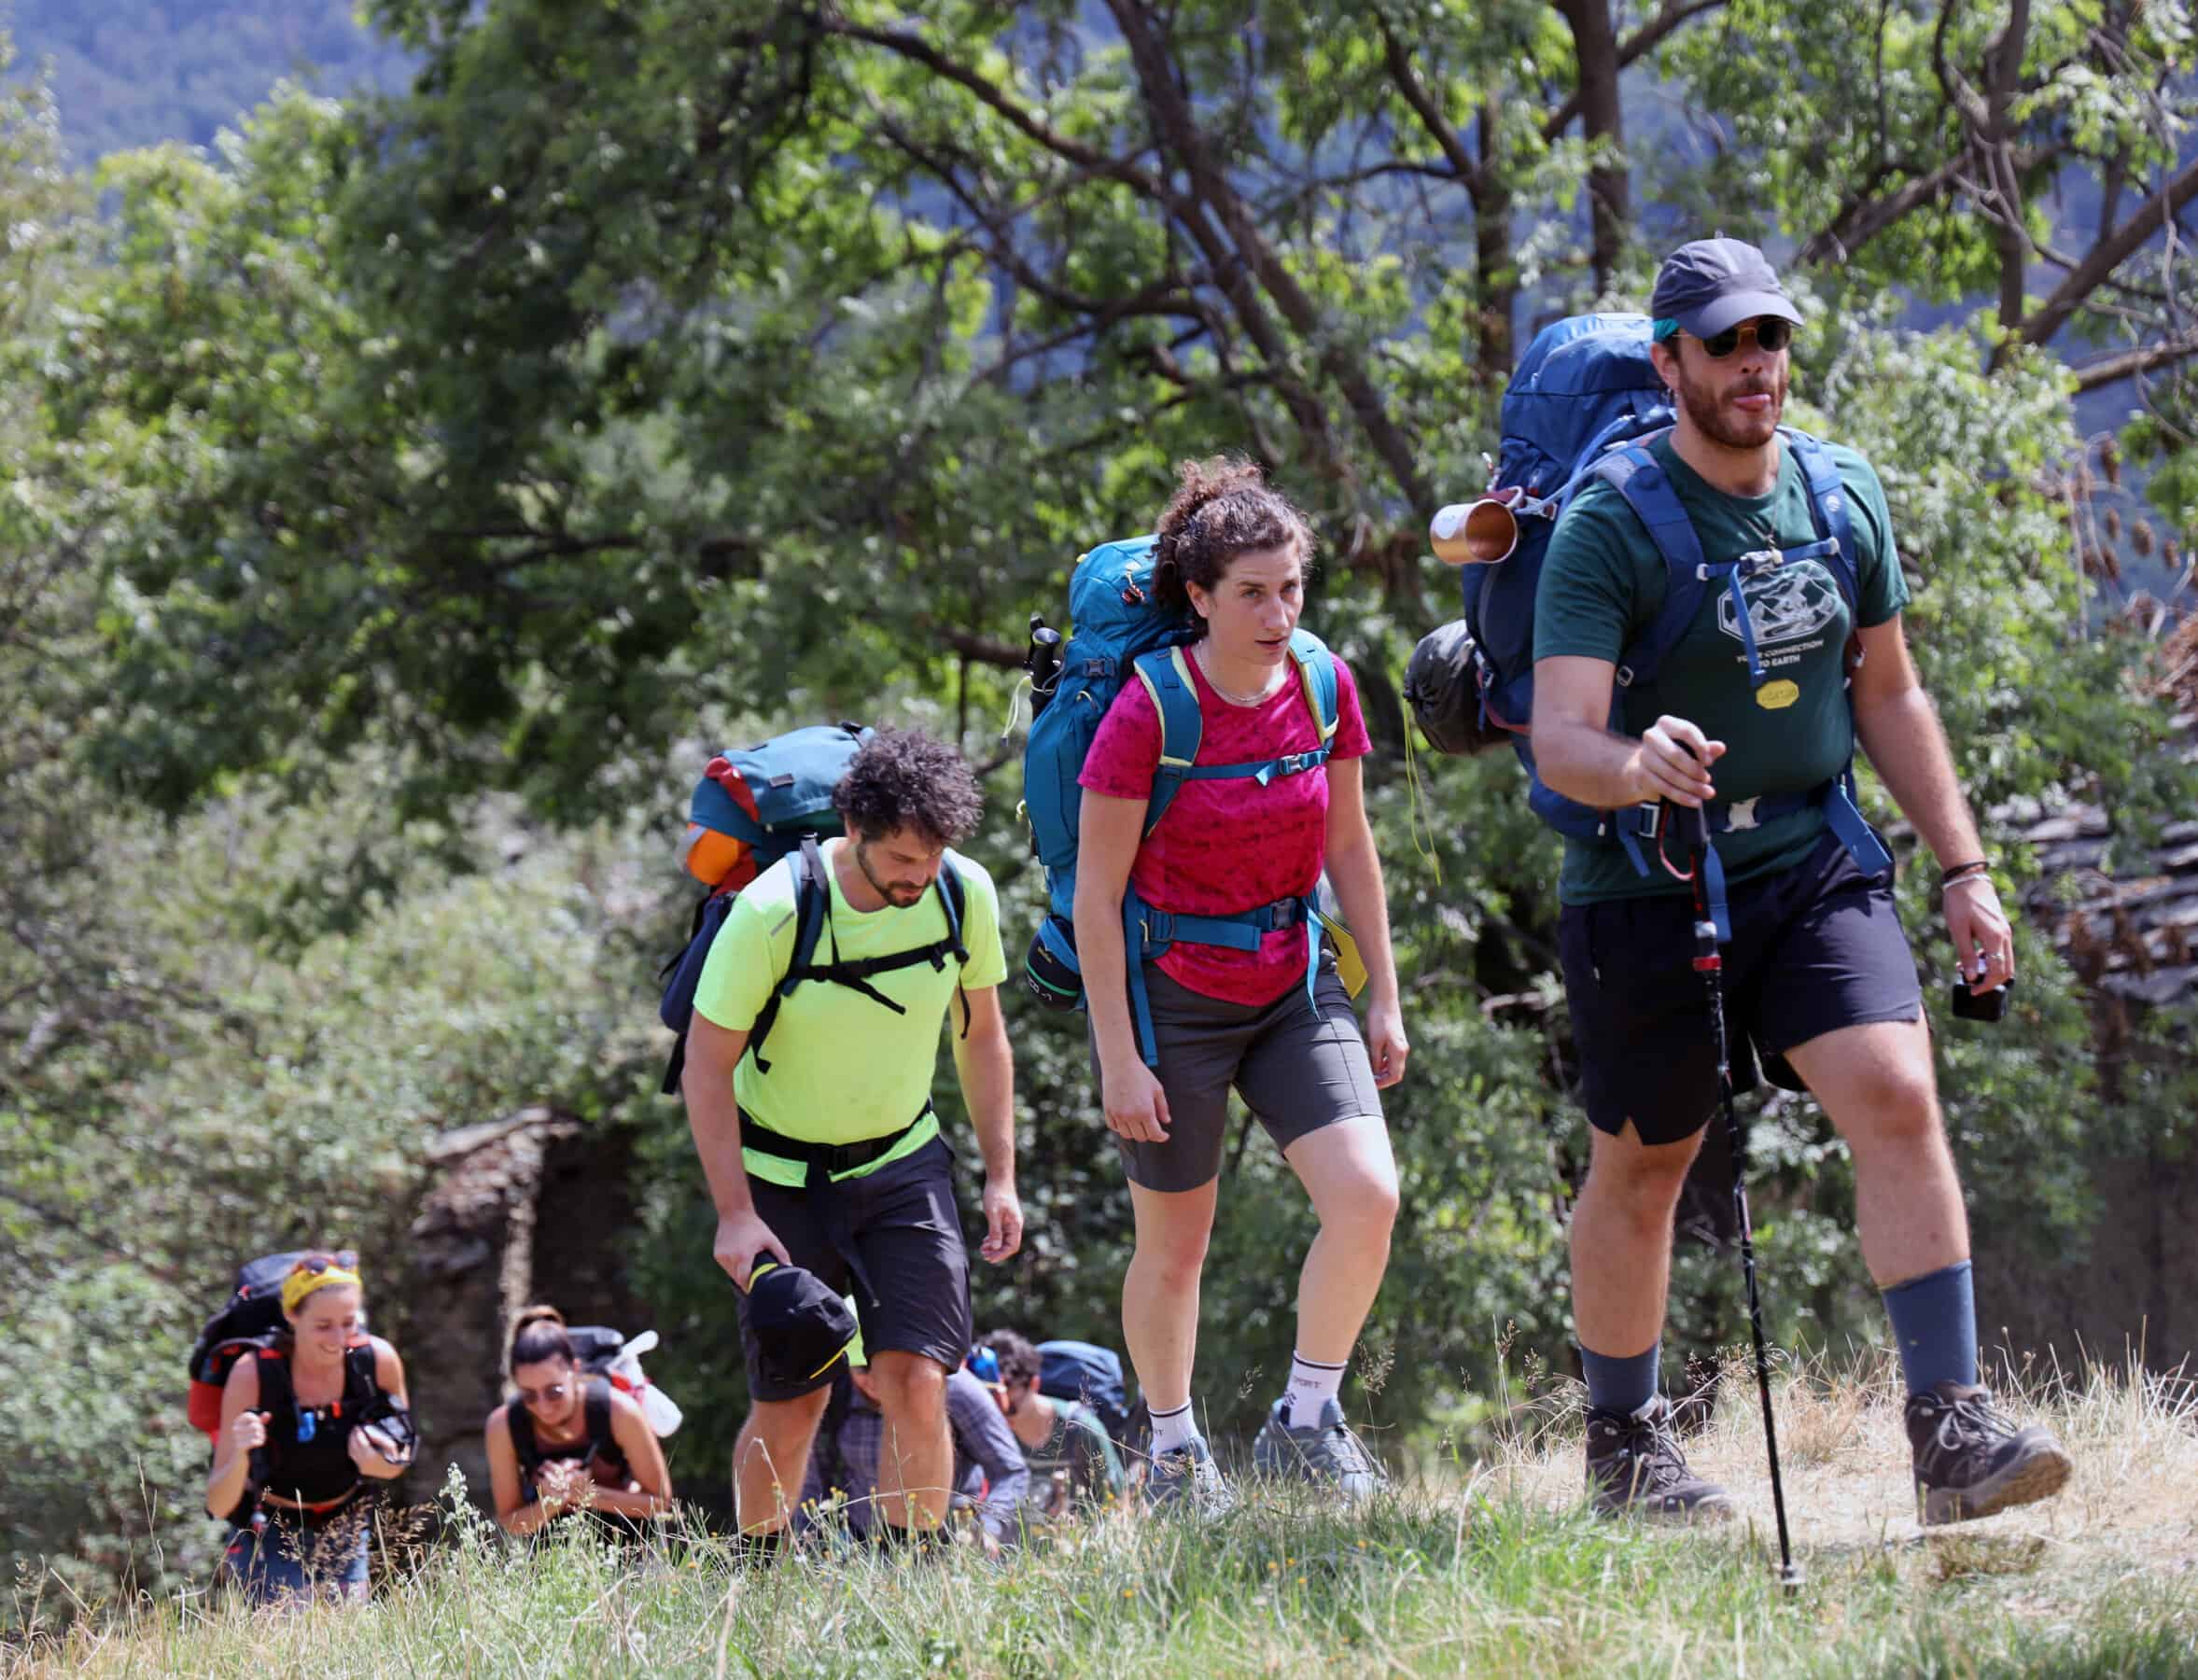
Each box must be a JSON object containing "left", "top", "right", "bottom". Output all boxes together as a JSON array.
[
  {"left": 1365, "top": 1001, "right": 1409, "bottom": 1088},
  {"left": 349, "top": 1423, "right": 410, "bottom": 1474}
]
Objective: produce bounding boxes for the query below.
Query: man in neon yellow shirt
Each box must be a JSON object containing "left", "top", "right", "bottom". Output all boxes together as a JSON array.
[{"left": 681, "top": 727, "right": 1021, "bottom": 1550}]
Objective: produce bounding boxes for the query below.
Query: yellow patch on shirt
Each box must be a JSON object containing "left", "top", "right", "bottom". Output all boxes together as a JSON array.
[{"left": 1756, "top": 679, "right": 1800, "bottom": 710}]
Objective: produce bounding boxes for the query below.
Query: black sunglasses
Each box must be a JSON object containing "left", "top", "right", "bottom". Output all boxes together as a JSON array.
[{"left": 1694, "top": 317, "right": 1794, "bottom": 357}]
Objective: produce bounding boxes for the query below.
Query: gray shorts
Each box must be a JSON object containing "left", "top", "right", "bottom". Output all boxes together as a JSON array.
[{"left": 1099, "top": 959, "right": 1383, "bottom": 1193}]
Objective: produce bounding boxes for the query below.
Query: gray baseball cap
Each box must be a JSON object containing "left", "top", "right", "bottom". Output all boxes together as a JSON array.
[{"left": 1650, "top": 238, "right": 1801, "bottom": 340}]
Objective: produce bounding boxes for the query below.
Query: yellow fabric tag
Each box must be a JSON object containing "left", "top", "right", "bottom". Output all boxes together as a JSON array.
[
  {"left": 1757, "top": 679, "right": 1800, "bottom": 710},
  {"left": 1328, "top": 922, "right": 1369, "bottom": 999}
]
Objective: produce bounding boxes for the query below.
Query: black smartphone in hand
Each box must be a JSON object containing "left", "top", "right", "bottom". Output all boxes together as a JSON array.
[{"left": 1950, "top": 976, "right": 2012, "bottom": 1022}]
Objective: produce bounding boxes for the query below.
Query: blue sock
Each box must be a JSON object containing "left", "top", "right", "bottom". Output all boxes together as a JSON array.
[
  {"left": 1882, "top": 1260, "right": 1979, "bottom": 1393},
  {"left": 1580, "top": 1344, "right": 1659, "bottom": 1417}
]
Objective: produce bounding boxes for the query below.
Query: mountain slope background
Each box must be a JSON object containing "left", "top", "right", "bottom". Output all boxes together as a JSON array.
[{"left": 4, "top": 0, "right": 409, "bottom": 160}]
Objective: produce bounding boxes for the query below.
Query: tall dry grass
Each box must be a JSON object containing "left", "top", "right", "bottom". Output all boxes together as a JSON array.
[{"left": 7, "top": 1353, "right": 2193, "bottom": 1678}]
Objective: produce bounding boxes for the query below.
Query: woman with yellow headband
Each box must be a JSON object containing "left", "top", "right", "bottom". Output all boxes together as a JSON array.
[{"left": 203, "top": 1252, "right": 413, "bottom": 1605}]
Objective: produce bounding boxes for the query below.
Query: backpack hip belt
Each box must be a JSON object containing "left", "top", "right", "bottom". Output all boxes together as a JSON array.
[
  {"left": 738, "top": 1104, "right": 934, "bottom": 1179},
  {"left": 1122, "top": 886, "right": 1330, "bottom": 1069},
  {"left": 1601, "top": 770, "right": 1892, "bottom": 942},
  {"left": 258, "top": 1485, "right": 366, "bottom": 1525}
]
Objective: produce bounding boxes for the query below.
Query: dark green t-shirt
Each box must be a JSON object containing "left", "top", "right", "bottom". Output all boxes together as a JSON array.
[
  {"left": 1022, "top": 1399, "right": 1125, "bottom": 1519},
  {"left": 1533, "top": 433, "right": 1909, "bottom": 903}
]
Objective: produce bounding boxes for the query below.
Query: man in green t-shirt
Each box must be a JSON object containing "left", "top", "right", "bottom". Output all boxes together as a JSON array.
[
  {"left": 681, "top": 726, "right": 1022, "bottom": 1550},
  {"left": 1532, "top": 238, "right": 2070, "bottom": 1530}
]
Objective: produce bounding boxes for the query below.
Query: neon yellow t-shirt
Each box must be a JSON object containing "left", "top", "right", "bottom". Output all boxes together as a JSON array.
[{"left": 691, "top": 841, "right": 1007, "bottom": 1187}]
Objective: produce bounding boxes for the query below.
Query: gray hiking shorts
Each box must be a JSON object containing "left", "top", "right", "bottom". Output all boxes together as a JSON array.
[{"left": 1096, "top": 957, "right": 1383, "bottom": 1194}]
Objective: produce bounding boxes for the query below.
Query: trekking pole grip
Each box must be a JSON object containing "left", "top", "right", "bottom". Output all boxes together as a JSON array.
[{"left": 1670, "top": 799, "right": 1711, "bottom": 857}]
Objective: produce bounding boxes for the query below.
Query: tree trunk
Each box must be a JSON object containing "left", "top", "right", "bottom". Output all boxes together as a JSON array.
[
  {"left": 1557, "top": 0, "right": 1629, "bottom": 296},
  {"left": 1475, "top": 99, "right": 1517, "bottom": 388}
]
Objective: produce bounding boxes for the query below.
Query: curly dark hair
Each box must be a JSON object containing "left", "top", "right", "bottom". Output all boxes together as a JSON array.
[
  {"left": 833, "top": 726, "right": 984, "bottom": 847},
  {"left": 978, "top": 1328, "right": 1043, "bottom": 1388},
  {"left": 1152, "top": 455, "right": 1314, "bottom": 618}
]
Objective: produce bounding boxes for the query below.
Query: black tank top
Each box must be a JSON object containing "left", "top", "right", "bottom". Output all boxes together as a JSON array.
[
  {"left": 252, "top": 1342, "right": 379, "bottom": 1506},
  {"left": 509, "top": 1377, "right": 630, "bottom": 1497}
]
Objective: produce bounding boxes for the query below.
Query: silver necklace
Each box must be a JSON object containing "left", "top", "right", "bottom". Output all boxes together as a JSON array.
[{"left": 1194, "top": 641, "right": 1278, "bottom": 707}]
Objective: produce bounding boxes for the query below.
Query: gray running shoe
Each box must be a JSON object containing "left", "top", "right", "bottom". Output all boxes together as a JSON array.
[
  {"left": 1251, "top": 1397, "right": 1386, "bottom": 1501},
  {"left": 1906, "top": 1381, "right": 2072, "bottom": 1526},
  {"left": 1142, "top": 1434, "right": 1237, "bottom": 1519},
  {"left": 1584, "top": 1395, "right": 1735, "bottom": 1521}
]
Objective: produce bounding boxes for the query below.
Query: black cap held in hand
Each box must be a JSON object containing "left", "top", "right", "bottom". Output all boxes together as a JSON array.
[
  {"left": 1651, "top": 238, "right": 1802, "bottom": 340},
  {"left": 745, "top": 1260, "right": 859, "bottom": 1388}
]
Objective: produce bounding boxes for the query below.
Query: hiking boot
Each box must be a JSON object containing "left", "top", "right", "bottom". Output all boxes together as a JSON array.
[
  {"left": 1905, "top": 1381, "right": 2072, "bottom": 1526},
  {"left": 1142, "top": 1434, "right": 1237, "bottom": 1519},
  {"left": 1251, "top": 1397, "right": 1387, "bottom": 1502},
  {"left": 1584, "top": 1395, "right": 1736, "bottom": 1521}
]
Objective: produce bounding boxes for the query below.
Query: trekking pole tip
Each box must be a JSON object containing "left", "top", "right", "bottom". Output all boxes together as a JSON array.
[{"left": 1776, "top": 1561, "right": 1806, "bottom": 1591}]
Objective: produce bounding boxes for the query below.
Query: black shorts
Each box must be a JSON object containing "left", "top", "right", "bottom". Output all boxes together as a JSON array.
[
  {"left": 735, "top": 1138, "right": 972, "bottom": 1403},
  {"left": 1558, "top": 831, "right": 1924, "bottom": 1147},
  {"left": 1098, "top": 957, "right": 1383, "bottom": 1195}
]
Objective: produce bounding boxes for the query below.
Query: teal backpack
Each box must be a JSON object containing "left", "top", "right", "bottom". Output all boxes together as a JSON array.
[{"left": 1018, "top": 536, "right": 1341, "bottom": 1063}]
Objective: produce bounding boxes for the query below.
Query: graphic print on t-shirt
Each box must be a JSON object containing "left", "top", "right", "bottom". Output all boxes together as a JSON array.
[{"left": 1716, "top": 557, "right": 1843, "bottom": 656}]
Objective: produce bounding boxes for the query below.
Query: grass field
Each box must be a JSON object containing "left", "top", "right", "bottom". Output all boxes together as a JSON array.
[{"left": 8, "top": 1357, "right": 2194, "bottom": 1678}]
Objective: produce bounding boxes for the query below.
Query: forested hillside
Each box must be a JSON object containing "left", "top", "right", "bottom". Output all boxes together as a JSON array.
[
  {"left": 5, "top": 0, "right": 409, "bottom": 159},
  {"left": 3, "top": 0, "right": 2194, "bottom": 1632}
]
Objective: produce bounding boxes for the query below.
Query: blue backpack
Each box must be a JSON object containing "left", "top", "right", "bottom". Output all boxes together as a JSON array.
[
  {"left": 657, "top": 724, "right": 968, "bottom": 1092},
  {"left": 1423, "top": 312, "right": 1889, "bottom": 936},
  {"left": 1036, "top": 1338, "right": 1134, "bottom": 1449},
  {"left": 1018, "top": 536, "right": 1341, "bottom": 1061}
]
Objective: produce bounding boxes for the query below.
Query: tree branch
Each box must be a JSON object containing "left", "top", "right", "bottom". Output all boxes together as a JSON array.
[
  {"left": 1799, "top": 143, "right": 2065, "bottom": 268},
  {"left": 2012, "top": 154, "right": 2198, "bottom": 358},
  {"left": 2073, "top": 327, "right": 2198, "bottom": 393},
  {"left": 825, "top": 14, "right": 1167, "bottom": 200},
  {"left": 1375, "top": 17, "right": 1477, "bottom": 185},
  {"left": 936, "top": 625, "right": 1023, "bottom": 667},
  {"left": 1108, "top": 0, "right": 1433, "bottom": 512},
  {"left": 1539, "top": 0, "right": 1729, "bottom": 142}
]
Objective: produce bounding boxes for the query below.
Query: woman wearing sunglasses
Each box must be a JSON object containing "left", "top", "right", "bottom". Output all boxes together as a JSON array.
[
  {"left": 203, "top": 1252, "right": 414, "bottom": 1605},
  {"left": 485, "top": 1306, "right": 673, "bottom": 1535}
]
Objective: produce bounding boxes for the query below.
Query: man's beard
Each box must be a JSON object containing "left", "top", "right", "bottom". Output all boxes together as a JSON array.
[
  {"left": 1678, "top": 361, "right": 1786, "bottom": 450},
  {"left": 854, "top": 839, "right": 928, "bottom": 906}
]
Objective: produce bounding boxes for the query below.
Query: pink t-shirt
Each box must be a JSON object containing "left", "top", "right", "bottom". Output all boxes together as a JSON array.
[{"left": 1079, "top": 648, "right": 1371, "bottom": 1005}]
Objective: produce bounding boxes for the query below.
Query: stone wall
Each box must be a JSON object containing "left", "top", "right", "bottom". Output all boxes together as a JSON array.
[{"left": 394, "top": 1107, "right": 646, "bottom": 1508}]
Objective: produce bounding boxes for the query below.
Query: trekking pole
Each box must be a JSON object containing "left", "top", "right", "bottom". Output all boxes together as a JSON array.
[{"left": 1671, "top": 800, "right": 1803, "bottom": 1590}]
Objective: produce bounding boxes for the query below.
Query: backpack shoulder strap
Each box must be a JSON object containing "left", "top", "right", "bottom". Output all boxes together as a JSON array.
[
  {"left": 787, "top": 835, "right": 833, "bottom": 975},
  {"left": 342, "top": 1339, "right": 380, "bottom": 1414},
  {"left": 748, "top": 839, "right": 832, "bottom": 1074},
  {"left": 1286, "top": 629, "right": 1339, "bottom": 743},
  {"left": 253, "top": 1346, "right": 296, "bottom": 1434},
  {"left": 507, "top": 1397, "right": 543, "bottom": 1477},
  {"left": 933, "top": 856, "right": 968, "bottom": 962},
  {"left": 1780, "top": 427, "right": 1861, "bottom": 608},
  {"left": 1593, "top": 441, "right": 1709, "bottom": 693},
  {"left": 1131, "top": 645, "right": 1206, "bottom": 834},
  {"left": 584, "top": 1377, "right": 632, "bottom": 1477},
  {"left": 936, "top": 855, "right": 973, "bottom": 1040}
]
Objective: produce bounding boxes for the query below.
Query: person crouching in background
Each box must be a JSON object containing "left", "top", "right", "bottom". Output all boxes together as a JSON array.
[{"left": 484, "top": 1306, "right": 674, "bottom": 1535}]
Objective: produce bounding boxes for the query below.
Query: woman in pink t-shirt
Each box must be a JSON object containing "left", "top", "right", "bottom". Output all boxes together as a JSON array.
[{"left": 1074, "top": 456, "right": 1407, "bottom": 1513}]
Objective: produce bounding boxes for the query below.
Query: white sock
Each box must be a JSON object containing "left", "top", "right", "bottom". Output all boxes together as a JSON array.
[
  {"left": 1285, "top": 1354, "right": 1347, "bottom": 1427},
  {"left": 1148, "top": 1400, "right": 1197, "bottom": 1456}
]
